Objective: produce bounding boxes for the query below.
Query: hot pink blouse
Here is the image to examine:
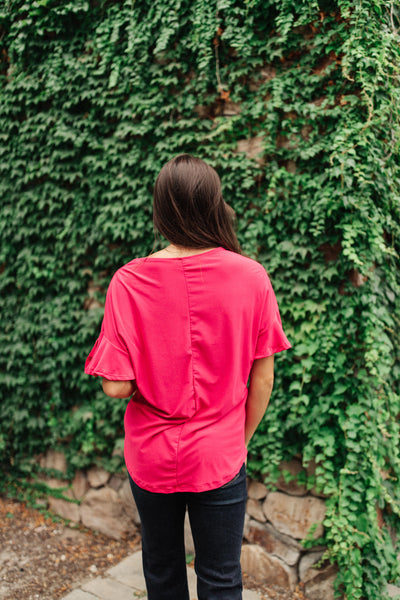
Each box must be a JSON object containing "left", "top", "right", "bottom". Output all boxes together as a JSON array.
[{"left": 85, "top": 247, "right": 291, "bottom": 493}]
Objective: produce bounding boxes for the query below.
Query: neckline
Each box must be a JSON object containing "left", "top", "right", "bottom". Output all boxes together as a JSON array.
[{"left": 146, "top": 247, "right": 224, "bottom": 260}]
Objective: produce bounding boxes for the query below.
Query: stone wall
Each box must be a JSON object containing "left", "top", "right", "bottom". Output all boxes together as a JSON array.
[
  {"left": 37, "top": 450, "right": 140, "bottom": 539},
  {"left": 241, "top": 461, "right": 337, "bottom": 600},
  {"left": 36, "top": 450, "right": 337, "bottom": 599}
]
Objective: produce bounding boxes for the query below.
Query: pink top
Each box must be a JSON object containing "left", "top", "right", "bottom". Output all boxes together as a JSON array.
[{"left": 85, "top": 247, "right": 291, "bottom": 493}]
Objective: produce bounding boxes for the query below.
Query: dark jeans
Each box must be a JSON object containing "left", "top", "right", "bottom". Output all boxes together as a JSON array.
[{"left": 128, "top": 463, "right": 247, "bottom": 600}]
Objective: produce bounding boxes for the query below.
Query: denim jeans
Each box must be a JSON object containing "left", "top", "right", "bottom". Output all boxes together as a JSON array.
[{"left": 128, "top": 463, "right": 247, "bottom": 600}]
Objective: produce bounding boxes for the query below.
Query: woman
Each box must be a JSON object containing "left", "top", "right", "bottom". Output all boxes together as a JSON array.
[{"left": 85, "top": 154, "right": 291, "bottom": 600}]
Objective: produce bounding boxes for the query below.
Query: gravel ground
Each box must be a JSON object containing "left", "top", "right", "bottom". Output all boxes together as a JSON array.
[
  {"left": 0, "top": 496, "right": 140, "bottom": 600},
  {"left": 0, "top": 495, "right": 308, "bottom": 600}
]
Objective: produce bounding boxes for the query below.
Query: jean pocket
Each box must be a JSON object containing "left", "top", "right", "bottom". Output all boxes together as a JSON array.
[{"left": 219, "top": 464, "right": 245, "bottom": 489}]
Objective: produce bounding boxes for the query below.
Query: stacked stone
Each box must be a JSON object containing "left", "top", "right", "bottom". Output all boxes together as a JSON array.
[
  {"left": 242, "top": 459, "right": 337, "bottom": 600},
  {"left": 38, "top": 450, "right": 140, "bottom": 539}
]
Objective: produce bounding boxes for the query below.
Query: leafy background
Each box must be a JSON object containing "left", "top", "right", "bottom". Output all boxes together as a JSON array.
[{"left": 0, "top": 0, "right": 399, "bottom": 598}]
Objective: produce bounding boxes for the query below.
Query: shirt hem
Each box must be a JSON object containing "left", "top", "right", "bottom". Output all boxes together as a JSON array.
[
  {"left": 85, "top": 366, "right": 135, "bottom": 380},
  {"left": 254, "top": 341, "right": 292, "bottom": 359},
  {"left": 126, "top": 453, "right": 247, "bottom": 494}
]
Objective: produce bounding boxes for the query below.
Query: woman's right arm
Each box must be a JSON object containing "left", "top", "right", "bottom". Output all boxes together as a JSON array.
[
  {"left": 102, "top": 378, "right": 137, "bottom": 398},
  {"left": 245, "top": 355, "right": 275, "bottom": 447}
]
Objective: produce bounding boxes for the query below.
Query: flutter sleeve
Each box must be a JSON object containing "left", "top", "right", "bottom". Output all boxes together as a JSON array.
[
  {"left": 84, "top": 273, "right": 135, "bottom": 380},
  {"left": 254, "top": 273, "right": 291, "bottom": 359}
]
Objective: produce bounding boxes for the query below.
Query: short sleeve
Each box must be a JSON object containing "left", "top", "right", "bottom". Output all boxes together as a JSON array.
[
  {"left": 254, "top": 275, "right": 291, "bottom": 359},
  {"left": 85, "top": 274, "right": 135, "bottom": 380}
]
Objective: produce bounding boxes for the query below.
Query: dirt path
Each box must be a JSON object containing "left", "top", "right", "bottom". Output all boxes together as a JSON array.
[{"left": 0, "top": 496, "right": 140, "bottom": 600}]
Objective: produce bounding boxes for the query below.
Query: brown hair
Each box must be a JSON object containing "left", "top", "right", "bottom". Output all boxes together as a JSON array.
[{"left": 153, "top": 154, "right": 242, "bottom": 254}]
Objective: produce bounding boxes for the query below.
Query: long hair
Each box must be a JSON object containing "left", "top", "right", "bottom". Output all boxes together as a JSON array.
[{"left": 153, "top": 154, "right": 242, "bottom": 254}]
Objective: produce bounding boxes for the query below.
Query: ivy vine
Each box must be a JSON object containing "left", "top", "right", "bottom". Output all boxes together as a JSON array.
[{"left": 0, "top": 1, "right": 399, "bottom": 598}]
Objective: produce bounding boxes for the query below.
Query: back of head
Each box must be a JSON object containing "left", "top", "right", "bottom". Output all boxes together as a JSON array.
[{"left": 153, "top": 154, "right": 241, "bottom": 254}]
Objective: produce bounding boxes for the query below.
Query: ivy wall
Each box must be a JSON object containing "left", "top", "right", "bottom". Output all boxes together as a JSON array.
[{"left": 0, "top": 1, "right": 399, "bottom": 598}]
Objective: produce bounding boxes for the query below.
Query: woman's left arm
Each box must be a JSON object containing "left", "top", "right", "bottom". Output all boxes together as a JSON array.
[{"left": 102, "top": 378, "right": 137, "bottom": 398}]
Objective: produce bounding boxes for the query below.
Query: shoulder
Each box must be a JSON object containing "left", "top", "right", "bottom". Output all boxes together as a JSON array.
[
  {"left": 113, "top": 257, "right": 146, "bottom": 279},
  {"left": 106, "top": 258, "right": 146, "bottom": 293},
  {"left": 220, "top": 250, "right": 270, "bottom": 283}
]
